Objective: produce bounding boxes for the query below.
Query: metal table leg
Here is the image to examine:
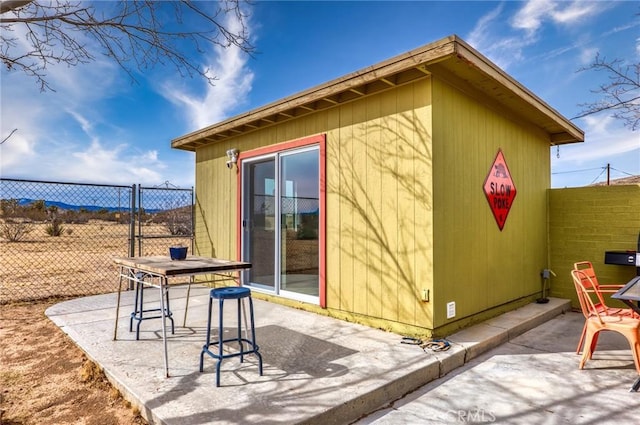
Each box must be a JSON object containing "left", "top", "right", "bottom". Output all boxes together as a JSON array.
[
  {"left": 631, "top": 377, "right": 640, "bottom": 392},
  {"left": 113, "top": 266, "right": 126, "bottom": 340},
  {"left": 183, "top": 275, "right": 194, "bottom": 327},
  {"left": 159, "top": 276, "right": 170, "bottom": 377}
]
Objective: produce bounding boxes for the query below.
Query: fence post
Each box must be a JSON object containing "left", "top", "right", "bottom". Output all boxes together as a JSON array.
[
  {"left": 191, "top": 186, "right": 195, "bottom": 255},
  {"left": 129, "top": 184, "right": 136, "bottom": 257},
  {"left": 137, "top": 184, "right": 142, "bottom": 257}
]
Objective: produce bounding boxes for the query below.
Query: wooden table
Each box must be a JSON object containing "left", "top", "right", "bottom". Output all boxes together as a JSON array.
[
  {"left": 612, "top": 276, "right": 640, "bottom": 392},
  {"left": 113, "top": 256, "right": 251, "bottom": 377}
]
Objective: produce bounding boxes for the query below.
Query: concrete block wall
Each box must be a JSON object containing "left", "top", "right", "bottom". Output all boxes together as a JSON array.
[{"left": 548, "top": 184, "right": 640, "bottom": 308}]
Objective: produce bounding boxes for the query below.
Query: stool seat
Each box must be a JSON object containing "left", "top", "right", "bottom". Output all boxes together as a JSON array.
[
  {"left": 210, "top": 286, "right": 250, "bottom": 300},
  {"left": 200, "top": 286, "right": 262, "bottom": 386}
]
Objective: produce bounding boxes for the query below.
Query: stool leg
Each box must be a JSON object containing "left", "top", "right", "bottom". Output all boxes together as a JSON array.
[
  {"left": 215, "top": 298, "right": 224, "bottom": 387},
  {"left": 200, "top": 289, "right": 261, "bottom": 386},
  {"left": 248, "top": 297, "right": 263, "bottom": 375},
  {"left": 237, "top": 298, "right": 245, "bottom": 363},
  {"left": 199, "top": 294, "right": 214, "bottom": 373},
  {"left": 129, "top": 279, "right": 140, "bottom": 332},
  {"left": 135, "top": 281, "right": 145, "bottom": 340},
  {"left": 129, "top": 274, "right": 174, "bottom": 340}
]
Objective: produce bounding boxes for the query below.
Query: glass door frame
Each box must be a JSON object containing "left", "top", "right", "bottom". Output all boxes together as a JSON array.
[{"left": 236, "top": 134, "right": 326, "bottom": 307}]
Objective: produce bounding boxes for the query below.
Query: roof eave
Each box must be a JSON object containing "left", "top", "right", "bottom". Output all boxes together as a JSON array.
[
  {"left": 171, "top": 36, "right": 459, "bottom": 151},
  {"left": 171, "top": 35, "right": 584, "bottom": 151},
  {"left": 450, "top": 39, "right": 584, "bottom": 145}
]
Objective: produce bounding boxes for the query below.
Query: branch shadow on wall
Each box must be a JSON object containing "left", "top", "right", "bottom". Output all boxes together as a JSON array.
[{"left": 326, "top": 110, "right": 433, "bottom": 323}]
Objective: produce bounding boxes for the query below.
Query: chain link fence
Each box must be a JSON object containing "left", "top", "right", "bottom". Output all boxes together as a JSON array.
[
  {"left": 0, "top": 178, "right": 192, "bottom": 303},
  {"left": 134, "top": 184, "right": 194, "bottom": 257}
]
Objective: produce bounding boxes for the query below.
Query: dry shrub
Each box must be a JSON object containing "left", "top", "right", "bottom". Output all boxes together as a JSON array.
[{"left": 0, "top": 219, "right": 34, "bottom": 242}]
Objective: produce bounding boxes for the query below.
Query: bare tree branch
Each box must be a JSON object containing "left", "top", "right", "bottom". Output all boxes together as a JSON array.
[
  {"left": 0, "top": 1, "right": 33, "bottom": 14},
  {"left": 574, "top": 53, "right": 640, "bottom": 131},
  {"left": 1, "top": 128, "right": 18, "bottom": 144},
  {"left": 0, "top": 0, "right": 255, "bottom": 91}
]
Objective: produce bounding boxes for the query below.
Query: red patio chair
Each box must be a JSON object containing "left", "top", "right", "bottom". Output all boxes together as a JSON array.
[
  {"left": 572, "top": 261, "right": 636, "bottom": 354},
  {"left": 571, "top": 269, "right": 640, "bottom": 375}
]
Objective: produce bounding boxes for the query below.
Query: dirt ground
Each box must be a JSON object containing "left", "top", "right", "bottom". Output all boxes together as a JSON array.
[{"left": 0, "top": 299, "right": 147, "bottom": 425}]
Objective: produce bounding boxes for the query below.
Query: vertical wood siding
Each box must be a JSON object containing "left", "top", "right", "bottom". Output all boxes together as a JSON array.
[
  {"left": 431, "top": 77, "right": 550, "bottom": 328},
  {"left": 329, "top": 80, "right": 434, "bottom": 328},
  {"left": 194, "top": 78, "right": 435, "bottom": 330},
  {"left": 194, "top": 74, "right": 552, "bottom": 333}
]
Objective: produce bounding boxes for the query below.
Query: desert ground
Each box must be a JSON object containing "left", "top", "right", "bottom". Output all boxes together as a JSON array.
[
  {"left": 0, "top": 221, "right": 189, "bottom": 424},
  {"left": 1, "top": 221, "right": 190, "bottom": 302},
  {"left": 1, "top": 299, "right": 148, "bottom": 424},
  {"left": 0, "top": 218, "right": 318, "bottom": 424}
]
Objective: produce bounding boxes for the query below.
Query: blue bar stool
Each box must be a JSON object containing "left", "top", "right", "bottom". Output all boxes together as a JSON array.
[
  {"left": 129, "top": 272, "right": 174, "bottom": 340},
  {"left": 199, "top": 286, "right": 263, "bottom": 387}
]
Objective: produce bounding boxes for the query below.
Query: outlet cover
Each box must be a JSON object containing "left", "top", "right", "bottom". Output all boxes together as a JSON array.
[{"left": 446, "top": 301, "right": 456, "bottom": 319}]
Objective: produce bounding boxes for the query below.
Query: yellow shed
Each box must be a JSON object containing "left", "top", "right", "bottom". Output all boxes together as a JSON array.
[{"left": 172, "top": 35, "right": 584, "bottom": 337}]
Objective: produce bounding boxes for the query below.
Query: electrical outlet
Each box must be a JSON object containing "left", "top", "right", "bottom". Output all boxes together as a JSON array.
[{"left": 446, "top": 301, "right": 456, "bottom": 319}]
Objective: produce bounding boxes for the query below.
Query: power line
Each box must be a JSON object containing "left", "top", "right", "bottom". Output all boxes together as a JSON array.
[
  {"left": 588, "top": 168, "right": 608, "bottom": 185},
  {"left": 551, "top": 167, "right": 603, "bottom": 175},
  {"left": 608, "top": 166, "right": 635, "bottom": 177},
  {"left": 552, "top": 165, "right": 636, "bottom": 177},
  {"left": 553, "top": 164, "right": 638, "bottom": 187}
]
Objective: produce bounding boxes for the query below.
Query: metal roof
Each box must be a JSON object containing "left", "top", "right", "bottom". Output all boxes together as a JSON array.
[{"left": 172, "top": 35, "right": 584, "bottom": 151}]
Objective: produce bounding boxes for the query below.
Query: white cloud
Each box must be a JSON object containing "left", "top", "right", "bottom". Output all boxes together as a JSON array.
[
  {"left": 551, "top": 117, "right": 639, "bottom": 187},
  {"left": 0, "top": 59, "right": 166, "bottom": 185},
  {"left": 511, "top": 2, "right": 640, "bottom": 188},
  {"left": 468, "top": 0, "right": 610, "bottom": 71},
  {"left": 550, "top": 1, "right": 602, "bottom": 25},
  {"left": 579, "top": 46, "right": 599, "bottom": 65},
  {"left": 66, "top": 110, "right": 95, "bottom": 135},
  {"left": 553, "top": 117, "right": 639, "bottom": 171},
  {"left": 512, "top": 0, "right": 602, "bottom": 32},
  {"left": 64, "top": 141, "right": 164, "bottom": 184},
  {"left": 1, "top": 80, "right": 49, "bottom": 173},
  {"left": 466, "top": 4, "right": 506, "bottom": 54},
  {"left": 0, "top": 130, "right": 36, "bottom": 170},
  {"left": 466, "top": 3, "right": 536, "bottom": 69},
  {"left": 578, "top": 116, "right": 640, "bottom": 160},
  {"left": 0, "top": 9, "right": 180, "bottom": 187},
  {"left": 466, "top": 3, "right": 504, "bottom": 47},
  {"left": 511, "top": 0, "right": 556, "bottom": 33},
  {"left": 161, "top": 11, "right": 255, "bottom": 131}
]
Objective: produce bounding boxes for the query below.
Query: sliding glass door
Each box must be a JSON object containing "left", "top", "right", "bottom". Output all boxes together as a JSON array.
[
  {"left": 242, "top": 157, "right": 276, "bottom": 290},
  {"left": 241, "top": 145, "right": 320, "bottom": 303}
]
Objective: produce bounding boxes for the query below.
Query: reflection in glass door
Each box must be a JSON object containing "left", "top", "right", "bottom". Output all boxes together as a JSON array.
[
  {"left": 241, "top": 146, "right": 320, "bottom": 303},
  {"left": 242, "top": 158, "right": 276, "bottom": 290},
  {"left": 280, "top": 149, "right": 319, "bottom": 299}
]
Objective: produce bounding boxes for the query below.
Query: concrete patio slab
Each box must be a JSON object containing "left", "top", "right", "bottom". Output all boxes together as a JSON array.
[
  {"left": 356, "top": 311, "right": 640, "bottom": 424},
  {"left": 46, "top": 290, "right": 570, "bottom": 425}
]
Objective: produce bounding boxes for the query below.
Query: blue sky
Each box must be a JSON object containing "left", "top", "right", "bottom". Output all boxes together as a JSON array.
[{"left": 1, "top": 0, "right": 639, "bottom": 189}]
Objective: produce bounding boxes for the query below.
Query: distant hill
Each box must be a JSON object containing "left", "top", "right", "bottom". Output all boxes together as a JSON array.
[
  {"left": 590, "top": 175, "right": 640, "bottom": 186},
  {"left": 16, "top": 198, "right": 136, "bottom": 213}
]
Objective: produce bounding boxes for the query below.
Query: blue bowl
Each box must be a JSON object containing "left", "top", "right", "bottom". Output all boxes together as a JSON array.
[{"left": 169, "top": 246, "right": 188, "bottom": 260}]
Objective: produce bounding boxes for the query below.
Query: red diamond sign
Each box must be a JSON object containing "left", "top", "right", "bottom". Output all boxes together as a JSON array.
[{"left": 483, "top": 149, "right": 517, "bottom": 231}]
